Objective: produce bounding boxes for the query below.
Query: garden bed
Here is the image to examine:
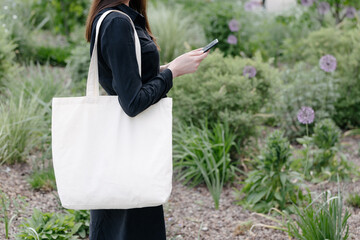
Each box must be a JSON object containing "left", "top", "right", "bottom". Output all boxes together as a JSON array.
[{"left": 1, "top": 136, "right": 359, "bottom": 239}]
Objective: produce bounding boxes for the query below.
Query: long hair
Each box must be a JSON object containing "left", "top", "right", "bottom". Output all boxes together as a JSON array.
[{"left": 85, "top": 0, "right": 157, "bottom": 47}]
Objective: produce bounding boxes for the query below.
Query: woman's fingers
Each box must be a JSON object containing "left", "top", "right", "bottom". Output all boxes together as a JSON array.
[{"left": 189, "top": 49, "right": 206, "bottom": 56}]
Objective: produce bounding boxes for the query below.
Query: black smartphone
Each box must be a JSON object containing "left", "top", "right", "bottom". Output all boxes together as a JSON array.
[{"left": 202, "top": 39, "right": 219, "bottom": 53}]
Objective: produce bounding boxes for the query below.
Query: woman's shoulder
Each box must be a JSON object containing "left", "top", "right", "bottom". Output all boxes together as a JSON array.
[{"left": 94, "top": 9, "right": 133, "bottom": 32}]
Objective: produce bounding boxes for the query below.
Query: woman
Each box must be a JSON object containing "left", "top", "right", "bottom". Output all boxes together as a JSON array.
[{"left": 85, "top": 0, "right": 208, "bottom": 239}]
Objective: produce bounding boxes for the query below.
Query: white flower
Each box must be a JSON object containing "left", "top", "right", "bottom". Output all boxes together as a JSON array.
[
  {"left": 3, "top": 6, "right": 9, "bottom": 10},
  {"left": 12, "top": 15, "right": 18, "bottom": 20}
]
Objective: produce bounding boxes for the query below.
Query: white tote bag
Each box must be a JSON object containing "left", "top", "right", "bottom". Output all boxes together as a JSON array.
[{"left": 51, "top": 10, "right": 173, "bottom": 210}]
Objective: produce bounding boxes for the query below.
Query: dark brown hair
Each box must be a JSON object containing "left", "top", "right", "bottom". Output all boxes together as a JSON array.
[{"left": 85, "top": 0, "right": 157, "bottom": 47}]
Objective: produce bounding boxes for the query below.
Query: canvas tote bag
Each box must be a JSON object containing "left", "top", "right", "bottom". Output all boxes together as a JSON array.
[{"left": 51, "top": 10, "right": 173, "bottom": 210}]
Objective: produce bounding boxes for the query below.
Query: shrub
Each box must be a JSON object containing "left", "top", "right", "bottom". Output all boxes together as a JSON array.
[
  {"left": 287, "top": 188, "right": 351, "bottom": 240},
  {"left": 31, "top": 0, "right": 89, "bottom": 36},
  {"left": 169, "top": 50, "right": 278, "bottom": 145},
  {"left": 16, "top": 209, "right": 81, "bottom": 240},
  {"left": 148, "top": 2, "right": 206, "bottom": 64},
  {"left": 240, "top": 130, "right": 305, "bottom": 213},
  {"left": 0, "top": 24, "right": 16, "bottom": 89},
  {"left": 33, "top": 46, "right": 71, "bottom": 67},
  {"left": 276, "top": 63, "right": 340, "bottom": 140},
  {"left": 173, "top": 121, "right": 238, "bottom": 209},
  {"left": 283, "top": 27, "right": 360, "bottom": 128},
  {"left": 0, "top": 0, "right": 39, "bottom": 62},
  {"left": 198, "top": 1, "right": 318, "bottom": 61},
  {"left": 296, "top": 0, "right": 360, "bottom": 25}
]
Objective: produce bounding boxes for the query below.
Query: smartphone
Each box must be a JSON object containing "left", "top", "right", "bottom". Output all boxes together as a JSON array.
[{"left": 202, "top": 39, "right": 219, "bottom": 53}]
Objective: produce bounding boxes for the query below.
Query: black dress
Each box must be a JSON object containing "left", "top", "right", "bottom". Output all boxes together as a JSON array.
[{"left": 88, "top": 4, "right": 173, "bottom": 240}]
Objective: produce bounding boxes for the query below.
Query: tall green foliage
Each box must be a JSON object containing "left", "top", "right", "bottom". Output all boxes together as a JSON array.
[
  {"left": 287, "top": 188, "right": 351, "bottom": 240},
  {"left": 0, "top": 190, "right": 26, "bottom": 239},
  {"left": 173, "top": 121, "right": 238, "bottom": 209},
  {"left": 0, "top": 25, "right": 16, "bottom": 89},
  {"left": 0, "top": 92, "right": 43, "bottom": 164},
  {"left": 0, "top": 65, "right": 71, "bottom": 165}
]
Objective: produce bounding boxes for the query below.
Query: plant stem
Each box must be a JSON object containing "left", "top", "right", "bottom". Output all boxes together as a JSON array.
[
  {"left": 306, "top": 123, "right": 309, "bottom": 137},
  {"left": 304, "top": 123, "right": 309, "bottom": 177}
]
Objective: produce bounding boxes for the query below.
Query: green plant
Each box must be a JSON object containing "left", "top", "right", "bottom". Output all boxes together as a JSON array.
[
  {"left": 287, "top": 187, "right": 351, "bottom": 240},
  {"left": 313, "top": 118, "right": 341, "bottom": 150},
  {"left": 31, "top": 0, "right": 89, "bottom": 36},
  {"left": 28, "top": 167, "right": 56, "bottom": 191},
  {"left": 6, "top": 64, "right": 71, "bottom": 103},
  {"left": 0, "top": 0, "right": 41, "bottom": 62},
  {"left": 65, "top": 210, "right": 90, "bottom": 239},
  {"left": 276, "top": 63, "right": 340, "bottom": 140},
  {"left": 173, "top": 121, "right": 238, "bottom": 209},
  {"left": 33, "top": 46, "right": 71, "bottom": 66},
  {"left": 283, "top": 27, "right": 360, "bottom": 128},
  {"left": 346, "top": 193, "right": 360, "bottom": 208},
  {"left": 296, "top": 0, "right": 360, "bottom": 24},
  {"left": 0, "top": 92, "right": 43, "bottom": 164},
  {"left": 295, "top": 119, "right": 356, "bottom": 181},
  {"left": 0, "top": 190, "right": 26, "bottom": 239},
  {"left": 240, "top": 130, "right": 305, "bottom": 213},
  {"left": 0, "top": 24, "right": 16, "bottom": 89},
  {"left": 66, "top": 41, "right": 90, "bottom": 85},
  {"left": 0, "top": 64, "right": 71, "bottom": 165},
  {"left": 16, "top": 209, "right": 81, "bottom": 240},
  {"left": 169, "top": 50, "right": 278, "bottom": 146},
  {"left": 198, "top": 1, "right": 317, "bottom": 61},
  {"left": 148, "top": 2, "right": 206, "bottom": 64}
]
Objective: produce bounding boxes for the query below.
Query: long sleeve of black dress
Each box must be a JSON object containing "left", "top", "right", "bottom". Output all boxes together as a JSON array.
[{"left": 91, "top": 9, "right": 173, "bottom": 117}]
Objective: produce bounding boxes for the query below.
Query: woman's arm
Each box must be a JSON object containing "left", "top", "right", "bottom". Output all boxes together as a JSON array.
[
  {"left": 160, "top": 63, "right": 170, "bottom": 72},
  {"left": 100, "top": 16, "right": 173, "bottom": 117}
]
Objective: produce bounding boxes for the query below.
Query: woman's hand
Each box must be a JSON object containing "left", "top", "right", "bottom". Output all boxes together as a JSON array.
[{"left": 168, "top": 49, "right": 209, "bottom": 78}]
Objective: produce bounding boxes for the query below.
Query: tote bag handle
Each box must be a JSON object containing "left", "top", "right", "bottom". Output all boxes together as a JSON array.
[{"left": 86, "top": 10, "right": 142, "bottom": 97}]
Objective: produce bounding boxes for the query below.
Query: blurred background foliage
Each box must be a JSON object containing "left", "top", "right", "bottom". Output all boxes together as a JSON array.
[{"left": 0, "top": 0, "right": 359, "bottom": 238}]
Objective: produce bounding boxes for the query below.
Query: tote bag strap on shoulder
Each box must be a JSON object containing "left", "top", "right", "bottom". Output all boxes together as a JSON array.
[{"left": 86, "top": 10, "right": 142, "bottom": 97}]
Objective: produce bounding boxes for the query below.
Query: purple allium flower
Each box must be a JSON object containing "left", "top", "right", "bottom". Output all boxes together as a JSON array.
[
  {"left": 297, "top": 106, "right": 315, "bottom": 124},
  {"left": 228, "top": 19, "right": 240, "bottom": 32},
  {"left": 317, "top": 2, "right": 330, "bottom": 15},
  {"left": 319, "top": 54, "right": 337, "bottom": 72},
  {"left": 227, "top": 35, "right": 238, "bottom": 45},
  {"left": 345, "top": 7, "right": 357, "bottom": 19},
  {"left": 244, "top": 1, "right": 256, "bottom": 11},
  {"left": 243, "top": 66, "right": 257, "bottom": 78},
  {"left": 301, "top": 0, "right": 315, "bottom": 7}
]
